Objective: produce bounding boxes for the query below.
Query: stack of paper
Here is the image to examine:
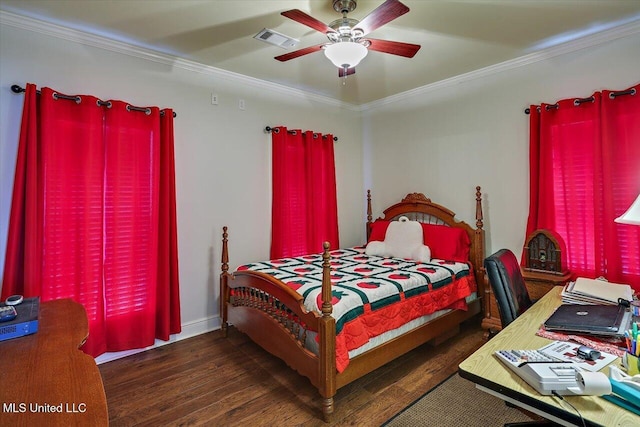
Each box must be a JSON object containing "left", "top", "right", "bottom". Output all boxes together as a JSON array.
[{"left": 561, "top": 277, "right": 633, "bottom": 305}]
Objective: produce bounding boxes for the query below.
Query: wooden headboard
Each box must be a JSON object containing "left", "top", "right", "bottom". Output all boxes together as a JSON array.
[{"left": 365, "top": 187, "right": 486, "bottom": 310}]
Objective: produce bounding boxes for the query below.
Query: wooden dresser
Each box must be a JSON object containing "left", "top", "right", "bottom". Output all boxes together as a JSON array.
[
  {"left": 0, "top": 299, "right": 108, "bottom": 426},
  {"left": 482, "top": 269, "right": 572, "bottom": 333}
]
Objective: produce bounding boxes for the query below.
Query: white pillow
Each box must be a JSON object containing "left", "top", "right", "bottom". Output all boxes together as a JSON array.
[
  {"left": 365, "top": 216, "right": 431, "bottom": 262},
  {"left": 365, "top": 240, "right": 388, "bottom": 257},
  {"left": 410, "top": 245, "right": 432, "bottom": 263}
]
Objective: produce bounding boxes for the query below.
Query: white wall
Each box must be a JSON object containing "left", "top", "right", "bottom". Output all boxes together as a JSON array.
[
  {"left": 0, "top": 16, "right": 364, "bottom": 359},
  {"left": 1, "top": 13, "right": 639, "bottom": 360},
  {"left": 362, "top": 28, "right": 640, "bottom": 258}
]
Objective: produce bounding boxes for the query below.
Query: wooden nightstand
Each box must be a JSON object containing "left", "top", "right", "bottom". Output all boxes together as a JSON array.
[
  {"left": 482, "top": 268, "right": 572, "bottom": 334},
  {"left": 482, "top": 230, "right": 572, "bottom": 335},
  {"left": 522, "top": 269, "right": 572, "bottom": 302}
]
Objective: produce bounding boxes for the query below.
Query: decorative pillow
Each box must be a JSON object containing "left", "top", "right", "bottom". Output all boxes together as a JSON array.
[
  {"left": 368, "top": 219, "right": 390, "bottom": 242},
  {"left": 364, "top": 240, "right": 387, "bottom": 256},
  {"left": 421, "top": 223, "right": 471, "bottom": 262},
  {"left": 366, "top": 216, "right": 431, "bottom": 262},
  {"left": 410, "top": 244, "right": 432, "bottom": 264}
]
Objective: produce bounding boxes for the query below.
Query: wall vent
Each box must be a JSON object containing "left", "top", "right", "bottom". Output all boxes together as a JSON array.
[{"left": 253, "top": 28, "right": 299, "bottom": 49}]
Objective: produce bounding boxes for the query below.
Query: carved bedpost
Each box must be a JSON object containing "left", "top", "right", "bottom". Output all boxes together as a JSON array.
[
  {"left": 473, "top": 187, "right": 489, "bottom": 322},
  {"left": 220, "top": 226, "right": 230, "bottom": 337},
  {"left": 366, "top": 189, "right": 372, "bottom": 242},
  {"left": 318, "top": 241, "right": 336, "bottom": 422},
  {"left": 475, "top": 186, "right": 483, "bottom": 230}
]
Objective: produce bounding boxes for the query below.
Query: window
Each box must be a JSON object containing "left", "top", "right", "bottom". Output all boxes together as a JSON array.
[
  {"left": 525, "top": 84, "right": 640, "bottom": 291},
  {"left": 2, "top": 84, "right": 181, "bottom": 356},
  {"left": 270, "top": 127, "right": 339, "bottom": 258}
]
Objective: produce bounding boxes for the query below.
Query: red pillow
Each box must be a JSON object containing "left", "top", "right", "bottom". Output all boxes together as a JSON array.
[
  {"left": 421, "top": 223, "right": 471, "bottom": 262},
  {"left": 368, "top": 220, "right": 390, "bottom": 242}
]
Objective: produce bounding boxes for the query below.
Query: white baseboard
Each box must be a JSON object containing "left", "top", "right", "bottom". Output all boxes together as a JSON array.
[{"left": 94, "top": 316, "right": 222, "bottom": 365}]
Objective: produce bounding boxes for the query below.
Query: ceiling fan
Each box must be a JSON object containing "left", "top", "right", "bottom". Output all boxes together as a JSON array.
[{"left": 275, "top": 0, "right": 421, "bottom": 78}]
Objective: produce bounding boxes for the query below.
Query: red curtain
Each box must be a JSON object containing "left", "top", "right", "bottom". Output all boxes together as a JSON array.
[
  {"left": 2, "top": 84, "right": 181, "bottom": 356},
  {"left": 3, "top": 84, "right": 44, "bottom": 299},
  {"left": 525, "top": 83, "right": 640, "bottom": 291},
  {"left": 271, "top": 127, "right": 339, "bottom": 259}
]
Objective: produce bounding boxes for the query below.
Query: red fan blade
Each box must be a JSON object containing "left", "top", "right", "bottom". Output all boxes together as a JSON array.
[
  {"left": 354, "top": 0, "right": 410, "bottom": 35},
  {"left": 366, "top": 38, "right": 420, "bottom": 58},
  {"left": 274, "top": 44, "right": 325, "bottom": 62},
  {"left": 281, "top": 9, "right": 336, "bottom": 34},
  {"left": 338, "top": 67, "right": 356, "bottom": 77}
]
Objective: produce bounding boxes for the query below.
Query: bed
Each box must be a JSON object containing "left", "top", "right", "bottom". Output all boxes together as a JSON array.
[{"left": 219, "top": 187, "right": 487, "bottom": 421}]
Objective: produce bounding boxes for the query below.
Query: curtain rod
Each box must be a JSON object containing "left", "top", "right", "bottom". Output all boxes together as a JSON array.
[
  {"left": 264, "top": 126, "right": 338, "bottom": 142},
  {"left": 524, "top": 88, "right": 637, "bottom": 114},
  {"left": 11, "top": 84, "right": 177, "bottom": 118}
]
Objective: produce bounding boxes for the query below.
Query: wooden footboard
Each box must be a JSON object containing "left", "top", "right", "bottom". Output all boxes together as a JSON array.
[{"left": 220, "top": 231, "right": 338, "bottom": 419}]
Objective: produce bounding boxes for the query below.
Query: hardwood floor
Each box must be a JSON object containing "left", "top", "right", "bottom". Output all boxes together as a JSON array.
[{"left": 99, "top": 317, "right": 487, "bottom": 426}]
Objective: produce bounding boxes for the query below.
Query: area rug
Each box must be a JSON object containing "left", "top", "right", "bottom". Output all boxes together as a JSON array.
[{"left": 382, "top": 373, "right": 536, "bottom": 426}]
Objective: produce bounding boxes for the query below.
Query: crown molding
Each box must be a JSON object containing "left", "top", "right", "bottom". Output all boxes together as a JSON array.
[
  {"left": 2, "top": 10, "right": 638, "bottom": 114},
  {"left": 0, "top": 10, "right": 359, "bottom": 112},
  {"left": 359, "top": 18, "right": 640, "bottom": 112}
]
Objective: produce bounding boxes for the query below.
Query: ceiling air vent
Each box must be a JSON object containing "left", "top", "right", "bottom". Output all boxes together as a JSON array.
[{"left": 253, "top": 28, "right": 299, "bottom": 49}]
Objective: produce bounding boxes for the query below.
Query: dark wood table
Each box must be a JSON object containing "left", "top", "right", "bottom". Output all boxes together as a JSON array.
[{"left": 0, "top": 298, "right": 108, "bottom": 426}]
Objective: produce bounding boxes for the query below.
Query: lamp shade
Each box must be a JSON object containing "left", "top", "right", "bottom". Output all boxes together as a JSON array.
[
  {"left": 615, "top": 194, "right": 640, "bottom": 225},
  {"left": 324, "top": 42, "right": 368, "bottom": 68}
]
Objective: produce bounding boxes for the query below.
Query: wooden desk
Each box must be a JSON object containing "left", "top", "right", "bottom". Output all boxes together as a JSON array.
[
  {"left": 0, "top": 299, "right": 108, "bottom": 426},
  {"left": 459, "top": 287, "right": 639, "bottom": 427}
]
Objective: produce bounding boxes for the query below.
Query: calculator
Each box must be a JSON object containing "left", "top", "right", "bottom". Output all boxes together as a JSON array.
[
  {"left": 496, "top": 349, "right": 558, "bottom": 365},
  {"left": 495, "top": 349, "right": 580, "bottom": 395}
]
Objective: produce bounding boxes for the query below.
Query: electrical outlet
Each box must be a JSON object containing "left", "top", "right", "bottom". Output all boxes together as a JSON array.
[
  {"left": 239, "top": 99, "right": 245, "bottom": 110},
  {"left": 211, "top": 93, "right": 218, "bottom": 105}
]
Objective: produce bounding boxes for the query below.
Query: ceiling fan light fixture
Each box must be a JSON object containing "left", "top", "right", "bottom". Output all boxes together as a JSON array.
[{"left": 324, "top": 41, "right": 368, "bottom": 68}]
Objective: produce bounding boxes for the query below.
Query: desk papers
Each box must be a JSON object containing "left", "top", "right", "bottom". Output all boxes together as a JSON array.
[
  {"left": 561, "top": 278, "right": 633, "bottom": 305},
  {"left": 539, "top": 341, "right": 617, "bottom": 372}
]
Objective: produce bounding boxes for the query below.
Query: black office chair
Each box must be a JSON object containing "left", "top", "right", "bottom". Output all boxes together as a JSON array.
[
  {"left": 484, "top": 249, "right": 555, "bottom": 427},
  {"left": 484, "top": 248, "right": 534, "bottom": 330}
]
